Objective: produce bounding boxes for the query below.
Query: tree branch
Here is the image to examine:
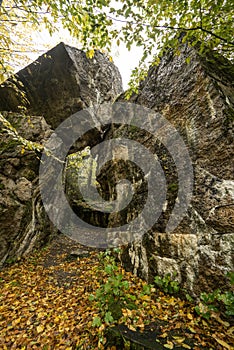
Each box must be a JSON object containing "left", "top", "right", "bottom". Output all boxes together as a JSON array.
[
  {"left": 94, "top": 8, "right": 234, "bottom": 46},
  {"left": 0, "top": 47, "right": 46, "bottom": 53},
  {"left": 199, "top": 27, "right": 234, "bottom": 46},
  {"left": 0, "top": 18, "right": 33, "bottom": 23}
]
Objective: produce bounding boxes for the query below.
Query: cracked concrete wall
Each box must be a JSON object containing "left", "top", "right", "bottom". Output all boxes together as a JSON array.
[
  {"left": 0, "top": 43, "right": 123, "bottom": 266},
  {"left": 105, "top": 44, "right": 234, "bottom": 295}
]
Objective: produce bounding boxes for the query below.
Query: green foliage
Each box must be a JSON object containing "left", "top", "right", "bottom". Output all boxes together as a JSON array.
[
  {"left": 0, "top": 113, "right": 44, "bottom": 155},
  {"left": 219, "top": 291, "right": 234, "bottom": 317},
  {"left": 194, "top": 272, "right": 234, "bottom": 319},
  {"left": 153, "top": 271, "right": 234, "bottom": 320},
  {"left": 1, "top": 0, "right": 233, "bottom": 145},
  {"left": 89, "top": 250, "right": 136, "bottom": 327},
  {"left": 194, "top": 290, "right": 220, "bottom": 319},
  {"left": 1, "top": 0, "right": 233, "bottom": 83},
  {"left": 154, "top": 272, "right": 180, "bottom": 295},
  {"left": 0, "top": 112, "right": 67, "bottom": 161},
  {"left": 227, "top": 271, "right": 234, "bottom": 285},
  {"left": 4, "top": 257, "right": 18, "bottom": 266},
  {"left": 140, "top": 283, "right": 152, "bottom": 296},
  {"left": 185, "top": 293, "right": 194, "bottom": 303},
  {"left": 168, "top": 182, "right": 179, "bottom": 193},
  {"left": 65, "top": 147, "right": 98, "bottom": 198},
  {"left": 0, "top": 0, "right": 50, "bottom": 81}
]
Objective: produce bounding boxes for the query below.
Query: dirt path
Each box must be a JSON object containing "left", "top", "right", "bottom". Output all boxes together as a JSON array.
[{"left": 0, "top": 235, "right": 233, "bottom": 350}]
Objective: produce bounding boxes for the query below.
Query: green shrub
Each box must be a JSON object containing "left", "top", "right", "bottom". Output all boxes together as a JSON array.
[
  {"left": 195, "top": 272, "right": 234, "bottom": 319},
  {"left": 89, "top": 250, "right": 136, "bottom": 328},
  {"left": 154, "top": 272, "right": 180, "bottom": 295}
]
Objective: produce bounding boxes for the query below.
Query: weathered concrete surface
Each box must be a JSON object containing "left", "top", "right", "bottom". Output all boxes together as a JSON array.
[
  {"left": 0, "top": 113, "right": 56, "bottom": 266},
  {"left": 0, "top": 42, "right": 123, "bottom": 129},
  {"left": 0, "top": 43, "right": 123, "bottom": 266},
  {"left": 0, "top": 41, "right": 233, "bottom": 295},
  {"left": 103, "top": 44, "right": 234, "bottom": 294}
]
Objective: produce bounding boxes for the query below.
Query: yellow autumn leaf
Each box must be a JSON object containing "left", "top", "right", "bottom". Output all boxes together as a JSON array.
[
  {"left": 227, "top": 326, "right": 234, "bottom": 335},
  {"left": 86, "top": 49, "right": 95, "bottom": 59},
  {"left": 128, "top": 325, "right": 136, "bottom": 331},
  {"left": 188, "top": 326, "right": 196, "bottom": 333},
  {"left": 202, "top": 319, "right": 208, "bottom": 327},
  {"left": 98, "top": 324, "right": 105, "bottom": 332},
  {"left": 36, "top": 324, "right": 44, "bottom": 333},
  {"left": 212, "top": 335, "right": 233, "bottom": 350},
  {"left": 172, "top": 336, "right": 185, "bottom": 344},
  {"left": 211, "top": 313, "right": 230, "bottom": 327},
  {"left": 122, "top": 308, "right": 134, "bottom": 318},
  {"left": 12, "top": 318, "right": 21, "bottom": 326},
  {"left": 182, "top": 344, "right": 191, "bottom": 349},
  {"left": 140, "top": 295, "right": 151, "bottom": 301},
  {"left": 187, "top": 313, "right": 193, "bottom": 320},
  {"left": 167, "top": 297, "right": 176, "bottom": 305},
  {"left": 160, "top": 333, "right": 168, "bottom": 338},
  {"left": 164, "top": 341, "right": 174, "bottom": 349},
  {"left": 162, "top": 314, "right": 168, "bottom": 320}
]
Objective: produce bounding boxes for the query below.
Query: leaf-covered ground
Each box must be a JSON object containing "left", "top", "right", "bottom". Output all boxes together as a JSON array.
[{"left": 0, "top": 235, "right": 233, "bottom": 349}]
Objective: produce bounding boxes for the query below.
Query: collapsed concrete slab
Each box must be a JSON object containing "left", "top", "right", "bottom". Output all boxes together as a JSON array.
[
  {"left": 0, "top": 42, "right": 123, "bottom": 129},
  {"left": 0, "top": 41, "right": 233, "bottom": 296},
  {"left": 0, "top": 43, "right": 123, "bottom": 266},
  {"left": 101, "top": 44, "right": 234, "bottom": 294}
]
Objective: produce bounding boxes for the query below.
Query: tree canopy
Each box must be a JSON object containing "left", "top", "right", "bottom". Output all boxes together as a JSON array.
[
  {"left": 0, "top": 0, "right": 233, "bottom": 84},
  {"left": 0, "top": 0, "right": 233, "bottom": 156}
]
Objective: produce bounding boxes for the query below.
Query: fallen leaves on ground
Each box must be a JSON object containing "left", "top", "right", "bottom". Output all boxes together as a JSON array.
[{"left": 0, "top": 243, "right": 233, "bottom": 350}]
